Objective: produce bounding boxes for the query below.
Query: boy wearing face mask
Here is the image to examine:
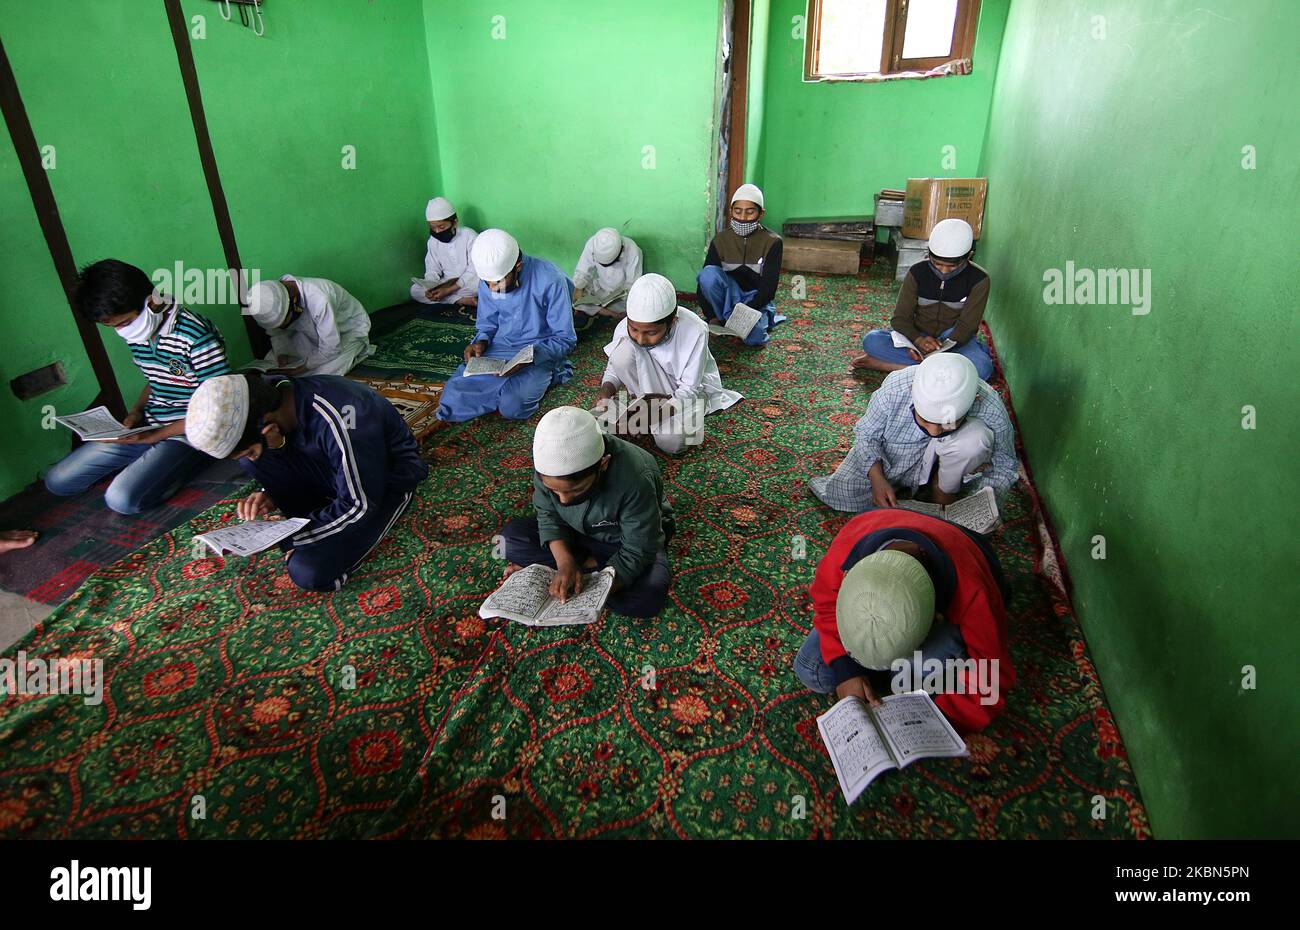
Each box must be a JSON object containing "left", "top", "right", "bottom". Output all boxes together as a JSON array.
[
  {"left": 572, "top": 226, "right": 643, "bottom": 319},
  {"left": 43, "top": 259, "right": 231, "bottom": 515},
  {"left": 185, "top": 372, "right": 428, "bottom": 592},
  {"left": 852, "top": 219, "right": 994, "bottom": 381},
  {"left": 245, "top": 275, "right": 373, "bottom": 377},
  {"left": 410, "top": 197, "right": 479, "bottom": 308},
  {"left": 594, "top": 273, "right": 741, "bottom": 454},
  {"left": 696, "top": 183, "right": 786, "bottom": 346},
  {"left": 436, "top": 229, "right": 577, "bottom": 423},
  {"left": 498, "top": 407, "right": 674, "bottom": 619}
]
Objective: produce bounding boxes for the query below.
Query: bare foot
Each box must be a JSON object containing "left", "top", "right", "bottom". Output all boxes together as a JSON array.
[
  {"left": 0, "top": 530, "right": 37, "bottom": 554},
  {"left": 503, "top": 562, "right": 525, "bottom": 579}
]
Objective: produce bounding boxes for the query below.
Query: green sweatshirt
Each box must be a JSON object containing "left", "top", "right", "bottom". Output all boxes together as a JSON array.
[{"left": 533, "top": 435, "right": 675, "bottom": 586}]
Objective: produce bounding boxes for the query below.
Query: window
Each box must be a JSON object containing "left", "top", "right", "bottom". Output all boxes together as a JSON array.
[{"left": 804, "top": 0, "right": 981, "bottom": 81}]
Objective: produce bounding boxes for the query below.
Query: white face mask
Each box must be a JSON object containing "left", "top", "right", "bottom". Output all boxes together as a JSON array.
[{"left": 116, "top": 302, "right": 164, "bottom": 344}]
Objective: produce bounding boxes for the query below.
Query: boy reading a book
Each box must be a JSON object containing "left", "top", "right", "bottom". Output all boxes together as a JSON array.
[
  {"left": 185, "top": 372, "right": 428, "bottom": 592},
  {"left": 44, "top": 259, "right": 230, "bottom": 515},
  {"left": 594, "top": 274, "right": 742, "bottom": 454},
  {"left": 245, "top": 275, "right": 374, "bottom": 377},
  {"left": 572, "top": 226, "right": 643, "bottom": 319},
  {"left": 852, "top": 219, "right": 994, "bottom": 380},
  {"left": 795, "top": 513, "right": 1013, "bottom": 733},
  {"left": 499, "top": 407, "right": 674, "bottom": 618},
  {"left": 437, "top": 229, "right": 578, "bottom": 423},
  {"left": 810, "top": 354, "right": 1017, "bottom": 513},
  {"left": 410, "top": 197, "right": 479, "bottom": 308},
  {"left": 696, "top": 183, "right": 786, "bottom": 346}
]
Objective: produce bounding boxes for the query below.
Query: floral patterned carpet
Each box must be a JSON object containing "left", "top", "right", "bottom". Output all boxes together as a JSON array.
[{"left": 0, "top": 262, "right": 1149, "bottom": 839}]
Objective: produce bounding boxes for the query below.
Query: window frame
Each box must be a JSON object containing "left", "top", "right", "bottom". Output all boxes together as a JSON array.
[{"left": 803, "top": 0, "right": 982, "bottom": 82}]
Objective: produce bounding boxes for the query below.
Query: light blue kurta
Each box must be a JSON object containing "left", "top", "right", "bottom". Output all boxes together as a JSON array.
[{"left": 436, "top": 254, "right": 577, "bottom": 422}]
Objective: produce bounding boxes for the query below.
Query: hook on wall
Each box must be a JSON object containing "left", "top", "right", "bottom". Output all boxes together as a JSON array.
[
  {"left": 219, "top": 0, "right": 232, "bottom": 21},
  {"left": 211, "top": 1, "right": 265, "bottom": 37},
  {"left": 252, "top": 0, "right": 264, "bottom": 37}
]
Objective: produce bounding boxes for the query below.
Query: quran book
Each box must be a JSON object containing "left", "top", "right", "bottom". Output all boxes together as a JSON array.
[
  {"left": 890, "top": 330, "right": 957, "bottom": 356},
  {"left": 574, "top": 288, "right": 628, "bottom": 308},
  {"left": 55, "top": 406, "right": 156, "bottom": 442},
  {"left": 817, "top": 691, "right": 967, "bottom": 805},
  {"left": 194, "top": 518, "right": 310, "bottom": 558},
  {"left": 724, "top": 302, "right": 762, "bottom": 339},
  {"left": 479, "top": 564, "right": 616, "bottom": 627},
  {"left": 895, "top": 485, "right": 999, "bottom": 534},
  {"left": 464, "top": 344, "right": 535, "bottom": 377}
]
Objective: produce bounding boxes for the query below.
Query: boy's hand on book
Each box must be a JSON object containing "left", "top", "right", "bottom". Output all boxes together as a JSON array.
[
  {"left": 122, "top": 410, "right": 144, "bottom": 429},
  {"left": 463, "top": 340, "right": 489, "bottom": 362},
  {"left": 870, "top": 475, "right": 898, "bottom": 508},
  {"left": 237, "top": 491, "right": 277, "bottom": 522},
  {"left": 836, "top": 676, "right": 882, "bottom": 707},
  {"left": 916, "top": 336, "right": 942, "bottom": 354},
  {"left": 549, "top": 562, "right": 584, "bottom": 602}
]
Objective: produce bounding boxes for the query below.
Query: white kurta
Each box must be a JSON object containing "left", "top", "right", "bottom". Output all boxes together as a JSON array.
[
  {"left": 573, "top": 234, "right": 643, "bottom": 304},
  {"left": 600, "top": 308, "right": 741, "bottom": 452},
  {"left": 260, "top": 275, "right": 374, "bottom": 377},
  {"left": 411, "top": 225, "right": 479, "bottom": 303}
]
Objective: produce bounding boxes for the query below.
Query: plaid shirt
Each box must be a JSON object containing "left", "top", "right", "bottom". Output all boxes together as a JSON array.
[{"left": 809, "top": 368, "right": 1018, "bottom": 512}]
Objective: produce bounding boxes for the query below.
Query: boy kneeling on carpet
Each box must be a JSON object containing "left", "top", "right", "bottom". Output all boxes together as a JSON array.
[
  {"left": 186, "top": 372, "right": 429, "bottom": 592},
  {"left": 796, "top": 508, "right": 1014, "bottom": 733},
  {"left": 499, "top": 407, "right": 674, "bottom": 618}
]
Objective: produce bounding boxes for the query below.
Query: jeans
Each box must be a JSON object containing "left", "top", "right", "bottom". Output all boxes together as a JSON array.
[
  {"left": 44, "top": 437, "right": 212, "bottom": 515},
  {"left": 695, "top": 266, "right": 786, "bottom": 346},
  {"left": 793, "top": 622, "right": 968, "bottom": 695},
  {"left": 862, "top": 326, "right": 994, "bottom": 381}
]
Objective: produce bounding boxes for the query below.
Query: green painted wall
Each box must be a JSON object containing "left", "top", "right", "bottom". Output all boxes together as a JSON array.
[
  {"left": 755, "top": 0, "right": 1010, "bottom": 238},
  {"left": 979, "top": 0, "right": 1300, "bottom": 838},
  {"left": 421, "top": 0, "right": 722, "bottom": 289},
  {"left": 0, "top": 0, "right": 438, "bottom": 501}
]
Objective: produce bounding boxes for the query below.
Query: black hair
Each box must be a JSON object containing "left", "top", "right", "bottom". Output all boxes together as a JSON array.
[
  {"left": 232, "top": 372, "right": 287, "bottom": 454},
  {"left": 75, "top": 259, "right": 156, "bottom": 323}
]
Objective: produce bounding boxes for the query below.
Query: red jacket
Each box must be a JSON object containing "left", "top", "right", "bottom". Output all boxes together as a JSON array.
[{"left": 810, "top": 510, "right": 1013, "bottom": 733}]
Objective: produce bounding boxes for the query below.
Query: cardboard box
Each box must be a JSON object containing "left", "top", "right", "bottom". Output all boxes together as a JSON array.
[
  {"left": 873, "top": 193, "right": 905, "bottom": 228},
  {"left": 783, "top": 237, "right": 862, "bottom": 275},
  {"left": 891, "top": 228, "right": 928, "bottom": 281},
  {"left": 902, "top": 177, "right": 987, "bottom": 240}
]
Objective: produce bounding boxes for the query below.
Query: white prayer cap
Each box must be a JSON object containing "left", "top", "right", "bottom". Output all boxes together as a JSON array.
[
  {"left": 836, "top": 550, "right": 935, "bottom": 671},
  {"left": 425, "top": 197, "right": 456, "bottom": 221},
  {"left": 911, "top": 352, "right": 979, "bottom": 426},
  {"left": 626, "top": 273, "right": 678, "bottom": 323},
  {"left": 471, "top": 228, "right": 521, "bottom": 282},
  {"left": 186, "top": 375, "right": 250, "bottom": 459},
  {"left": 245, "top": 280, "right": 290, "bottom": 329},
  {"left": 928, "top": 218, "right": 974, "bottom": 260},
  {"left": 533, "top": 407, "right": 605, "bottom": 477},
  {"left": 592, "top": 227, "right": 622, "bottom": 264},
  {"left": 730, "top": 183, "right": 764, "bottom": 208}
]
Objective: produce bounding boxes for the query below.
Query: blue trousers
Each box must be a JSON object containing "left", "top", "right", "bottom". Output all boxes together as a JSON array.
[
  {"left": 436, "top": 355, "right": 571, "bottom": 423},
  {"left": 794, "top": 623, "right": 968, "bottom": 695},
  {"left": 44, "top": 437, "right": 212, "bottom": 515},
  {"left": 696, "top": 266, "right": 786, "bottom": 346},
  {"left": 862, "top": 327, "right": 994, "bottom": 381},
  {"left": 283, "top": 488, "right": 415, "bottom": 592},
  {"left": 500, "top": 516, "right": 672, "bottom": 619}
]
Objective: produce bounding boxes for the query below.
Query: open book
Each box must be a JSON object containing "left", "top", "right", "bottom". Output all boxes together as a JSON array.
[
  {"left": 479, "top": 564, "right": 616, "bottom": 627},
  {"left": 55, "top": 406, "right": 156, "bottom": 442},
  {"left": 574, "top": 288, "right": 628, "bottom": 309},
  {"left": 895, "top": 485, "right": 999, "bottom": 534},
  {"left": 194, "top": 517, "right": 309, "bottom": 557},
  {"left": 411, "top": 276, "right": 455, "bottom": 290},
  {"left": 708, "top": 302, "right": 763, "bottom": 340},
  {"left": 817, "top": 691, "right": 968, "bottom": 805},
  {"left": 464, "top": 344, "right": 534, "bottom": 377},
  {"left": 892, "top": 330, "right": 957, "bottom": 357}
]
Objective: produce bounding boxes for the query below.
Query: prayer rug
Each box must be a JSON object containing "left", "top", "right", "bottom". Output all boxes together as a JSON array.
[
  {"left": 347, "top": 374, "right": 444, "bottom": 443},
  {"left": 0, "top": 264, "right": 1149, "bottom": 839}
]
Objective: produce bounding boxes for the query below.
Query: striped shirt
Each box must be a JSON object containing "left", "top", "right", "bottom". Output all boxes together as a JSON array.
[
  {"left": 127, "top": 303, "right": 230, "bottom": 424},
  {"left": 809, "top": 368, "right": 1018, "bottom": 512}
]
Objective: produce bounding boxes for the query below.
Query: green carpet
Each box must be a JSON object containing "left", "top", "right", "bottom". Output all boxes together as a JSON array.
[{"left": 0, "top": 263, "right": 1149, "bottom": 839}]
